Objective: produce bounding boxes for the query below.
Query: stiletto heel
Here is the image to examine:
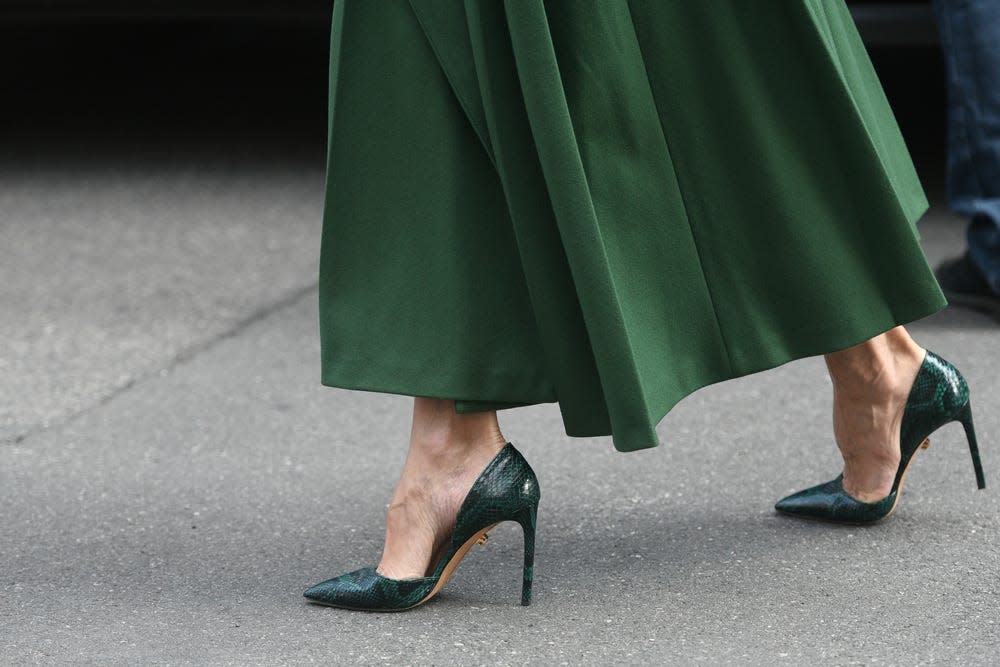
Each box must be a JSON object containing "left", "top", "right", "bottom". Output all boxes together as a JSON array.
[
  {"left": 775, "top": 350, "right": 987, "bottom": 523},
  {"left": 958, "top": 401, "right": 987, "bottom": 490},
  {"left": 517, "top": 504, "right": 537, "bottom": 606},
  {"left": 303, "top": 442, "right": 541, "bottom": 611}
]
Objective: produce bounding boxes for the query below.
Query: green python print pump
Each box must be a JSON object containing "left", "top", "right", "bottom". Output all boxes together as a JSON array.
[
  {"left": 775, "top": 350, "right": 986, "bottom": 524},
  {"left": 303, "top": 442, "right": 540, "bottom": 611}
]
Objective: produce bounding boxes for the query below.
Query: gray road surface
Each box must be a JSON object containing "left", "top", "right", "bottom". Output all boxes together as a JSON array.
[{"left": 2, "top": 150, "right": 998, "bottom": 665}]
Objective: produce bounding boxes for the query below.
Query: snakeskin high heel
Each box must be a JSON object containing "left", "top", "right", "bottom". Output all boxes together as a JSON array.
[
  {"left": 774, "top": 350, "right": 986, "bottom": 524},
  {"left": 303, "top": 442, "right": 540, "bottom": 611}
]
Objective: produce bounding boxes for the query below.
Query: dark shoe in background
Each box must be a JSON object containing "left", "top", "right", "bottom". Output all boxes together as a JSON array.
[{"left": 935, "top": 253, "right": 1000, "bottom": 320}]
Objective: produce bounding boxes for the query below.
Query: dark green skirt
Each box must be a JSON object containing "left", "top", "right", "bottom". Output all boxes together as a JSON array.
[{"left": 318, "top": 0, "right": 946, "bottom": 452}]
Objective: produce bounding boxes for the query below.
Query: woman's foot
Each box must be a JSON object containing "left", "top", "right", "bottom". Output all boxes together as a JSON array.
[
  {"left": 376, "top": 398, "right": 506, "bottom": 580},
  {"left": 824, "top": 327, "right": 925, "bottom": 502}
]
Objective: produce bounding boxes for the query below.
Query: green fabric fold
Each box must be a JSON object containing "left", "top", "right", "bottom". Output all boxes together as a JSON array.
[{"left": 319, "top": 1, "right": 945, "bottom": 452}]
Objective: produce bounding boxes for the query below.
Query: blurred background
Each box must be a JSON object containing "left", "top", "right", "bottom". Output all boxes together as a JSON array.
[
  {"left": 0, "top": 0, "right": 946, "bottom": 181},
  {"left": 0, "top": 0, "right": 956, "bottom": 444},
  {"left": 0, "top": 1, "right": 331, "bottom": 166}
]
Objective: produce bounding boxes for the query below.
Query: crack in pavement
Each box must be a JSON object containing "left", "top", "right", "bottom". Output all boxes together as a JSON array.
[{"left": 2, "top": 282, "right": 319, "bottom": 447}]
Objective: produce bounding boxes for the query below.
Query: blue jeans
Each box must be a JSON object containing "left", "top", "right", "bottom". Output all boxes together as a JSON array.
[{"left": 932, "top": 0, "right": 1000, "bottom": 293}]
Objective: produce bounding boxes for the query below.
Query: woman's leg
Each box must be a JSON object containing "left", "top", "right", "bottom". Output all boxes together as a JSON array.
[
  {"left": 823, "top": 326, "right": 926, "bottom": 502},
  {"left": 376, "top": 397, "right": 507, "bottom": 579}
]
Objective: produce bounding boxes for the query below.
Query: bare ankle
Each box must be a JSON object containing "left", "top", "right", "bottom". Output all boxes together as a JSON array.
[
  {"left": 376, "top": 400, "right": 506, "bottom": 579},
  {"left": 409, "top": 398, "right": 506, "bottom": 458},
  {"left": 825, "top": 327, "right": 924, "bottom": 401}
]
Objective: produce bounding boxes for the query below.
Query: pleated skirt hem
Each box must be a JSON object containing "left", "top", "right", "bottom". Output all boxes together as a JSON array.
[{"left": 321, "top": 234, "right": 947, "bottom": 454}]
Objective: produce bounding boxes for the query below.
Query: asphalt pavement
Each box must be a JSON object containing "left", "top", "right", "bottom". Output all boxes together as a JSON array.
[{"left": 2, "top": 23, "right": 998, "bottom": 666}]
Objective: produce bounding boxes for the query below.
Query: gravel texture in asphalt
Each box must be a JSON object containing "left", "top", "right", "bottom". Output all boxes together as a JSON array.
[{"left": 2, "top": 20, "right": 997, "bottom": 666}]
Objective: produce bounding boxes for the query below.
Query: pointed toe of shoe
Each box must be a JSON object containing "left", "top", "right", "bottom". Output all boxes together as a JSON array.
[
  {"left": 302, "top": 569, "right": 364, "bottom": 606},
  {"left": 773, "top": 488, "right": 822, "bottom": 517},
  {"left": 302, "top": 576, "right": 347, "bottom": 603},
  {"left": 774, "top": 476, "right": 895, "bottom": 524},
  {"left": 303, "top": 567, "right": 438, "bottom": 611},
  {"left": 774, "top": 477, "right": 844, "bottom": 518}
]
